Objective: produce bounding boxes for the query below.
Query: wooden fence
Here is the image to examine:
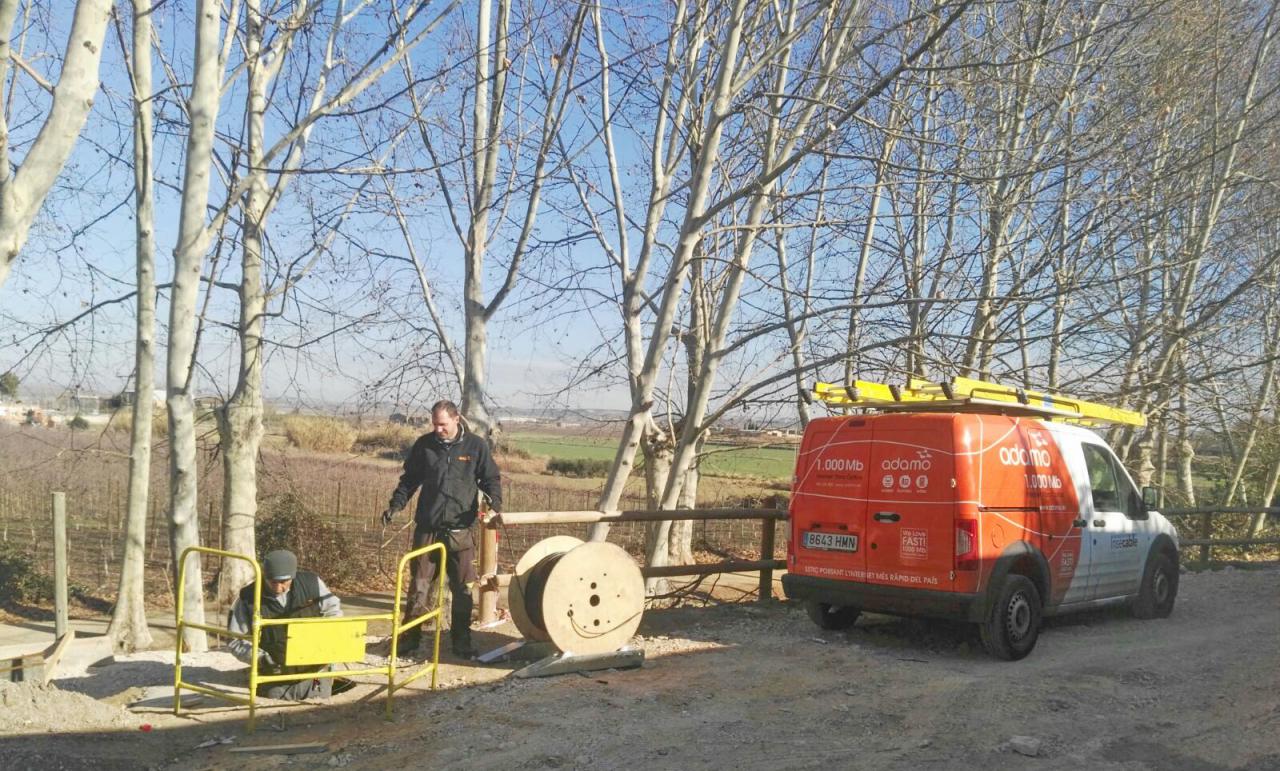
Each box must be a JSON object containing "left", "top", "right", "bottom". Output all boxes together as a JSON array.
[
  {"left": 476, "top": 507, "right": 788, "bottom": 624},
  {"left": 1162, "top": 507, "right": 1280, "bottom": 566}
]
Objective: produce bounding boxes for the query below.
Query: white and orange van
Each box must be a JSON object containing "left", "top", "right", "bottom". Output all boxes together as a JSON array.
[{"left": 782, "top": 378, "right": 1180, "bottom": 660}]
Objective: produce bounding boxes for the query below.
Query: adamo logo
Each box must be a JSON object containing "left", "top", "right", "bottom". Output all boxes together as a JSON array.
[
  {"left": 881, "top": 449, "right": 932, "bottom": 472},
  {"left": 998, "top": 446, "right": 1051, "bottom": 467}
]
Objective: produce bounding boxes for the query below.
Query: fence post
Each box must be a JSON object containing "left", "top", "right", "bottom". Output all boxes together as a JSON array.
[
  {"left": 52, "top": 492, "right": 68, "bottom": 639},
  {"left": 479, "top": 515, "right": 499, "bottom": 625},
  {"left": 757, "top": 516, "right": 776, "bottom": 602},
  {"left": 1200, "top": 511, "right": 1212, "bottom": 567}
]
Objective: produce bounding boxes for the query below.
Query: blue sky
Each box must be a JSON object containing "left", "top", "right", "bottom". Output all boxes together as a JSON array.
[{"left": 0, "top": 1, "right": 643, "bottom": 414}]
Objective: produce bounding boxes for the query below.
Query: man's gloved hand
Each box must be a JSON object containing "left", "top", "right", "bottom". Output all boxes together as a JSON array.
[
  {"left": 259, "top": 649, "right": 276, "bottom": 668},
  {"left": 380, "top": 507, "right": 396, "bottom": 527}
]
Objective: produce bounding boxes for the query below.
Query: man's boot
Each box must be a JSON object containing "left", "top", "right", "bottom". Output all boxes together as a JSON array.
[
  {"left": 395, "top": 625, "right": 421, "bottom": 655},
  {"left": 450, "top": 629, "right": 474, "bottom": 659},
  {"left": 450, "top": 589, "right": 475, "bottom": 658}
]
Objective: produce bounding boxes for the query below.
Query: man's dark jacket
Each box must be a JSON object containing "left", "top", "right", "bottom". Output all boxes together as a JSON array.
[
  {"left": 240, "top": 570, "right": 323, "bottom": 675},
  {"left": 388, "top": 427, "right": 502, "bottom": 531}
]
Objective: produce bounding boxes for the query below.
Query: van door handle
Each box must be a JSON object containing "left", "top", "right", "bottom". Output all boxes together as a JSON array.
[
  {"left": 1072, "top": 518, "right": 1087, "bottom": 528},
  {"left": 1093, "top": 519, "right": 1106, "bottom": 527},
  {"left": 873, "top": 511, "right": 900, "bottom": 523}
]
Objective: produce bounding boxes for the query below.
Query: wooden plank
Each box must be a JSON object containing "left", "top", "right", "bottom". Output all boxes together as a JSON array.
[
  {"left": 479, "top": 519, "right": 499, "bottom": 625},
  {"left": 490, "top": 559, "right": 790, "bottom": 588},
  {"left": 1, "top": 632, "right": 69, "bottom": 682},
  {"left": 641, "top": 559, "right": 786, "bottom": 579},
  {"left": 3, "top": 653, "right": 44, "bottom": 681},
  {"left": 475, "top": 640, "right": 557, "bottom": 664},
  {"left": 500, "top": 508, "right": 787, "bottom": 526},
  {"left": 228, "top": 743, "right": 328, "bottom": 755},
  {"left": 1176, "top": 538, "right": 1280, "bottom": 547},
  {"left": 758, "top": 519, "right": 777, "bottom": 602},
  {"left": 512, "top": 648, "right": 644, "bottom": 679},
  {"left": 1164, "top": 507, "right": 1280, "bottom": 516},
  {"left": 41, "top": 629, "right": 75, "bottom": 685},
  {"left": 52, "top": 492, "right": 68, "bottom": 638}
]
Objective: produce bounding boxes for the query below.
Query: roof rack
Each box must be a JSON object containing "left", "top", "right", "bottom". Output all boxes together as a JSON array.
[{"left": 812, "top": 375, "right": 1145, "bottom": 427}]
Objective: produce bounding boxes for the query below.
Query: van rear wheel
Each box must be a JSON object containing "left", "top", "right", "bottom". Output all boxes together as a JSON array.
[
  {"left": 979, "top": 575, "right": 1041, "bottom": 661},
  {"left": 805, "top": 601, "right": 860, "bottom": 630},
  {"left": 1132, "top": 552, "right": 1178, "bottom": 619}
]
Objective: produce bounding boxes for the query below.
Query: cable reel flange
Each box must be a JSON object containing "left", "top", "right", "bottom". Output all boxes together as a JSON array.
[
  {"left": 509, "top": 535, "right": 583, "bottom": 642},
  {"left": 535, "top": 541, "right": 644, "bottom": 655}
]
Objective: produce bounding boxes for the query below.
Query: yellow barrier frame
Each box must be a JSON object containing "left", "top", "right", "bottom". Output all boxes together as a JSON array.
[{"left": 174, "top": 543, "right": 446, "bottom": 729}]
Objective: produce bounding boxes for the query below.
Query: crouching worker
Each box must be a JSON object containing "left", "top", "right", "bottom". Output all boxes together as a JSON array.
[{"left": 226, "top": 549, "right": 352, "bottom": 699}]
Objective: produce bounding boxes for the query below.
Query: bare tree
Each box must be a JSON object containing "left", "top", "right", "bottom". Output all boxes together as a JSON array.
[
  {"left": 106, "top": 0, "right": 156, "bottom": 653},
  {"left": 215, "top": 0, "right": 460, "bottom": 603},
  {"left": 582, "top": 1, "right": 974, "bottom": 571},
  {"left": 167, "top": 0, "right": 232, "bottom": 652},
  {"left": 393, "top": 0, "right": 587, "bottom": 439},
  {"left": 0, "top": 0, "right": 112, "bottom": 287}
]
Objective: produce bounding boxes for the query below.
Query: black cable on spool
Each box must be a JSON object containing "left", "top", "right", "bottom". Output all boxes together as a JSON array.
[{"left": 521, "top": 551, "right": 566, "bottom": 635}]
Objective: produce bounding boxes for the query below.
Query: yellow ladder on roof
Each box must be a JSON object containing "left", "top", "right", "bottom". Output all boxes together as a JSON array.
[{"left": 813, "top": 376, "right": 1145, "bottom": 427}]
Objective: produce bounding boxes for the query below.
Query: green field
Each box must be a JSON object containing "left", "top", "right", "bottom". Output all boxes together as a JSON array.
[
  {"left": 701, "top": 443, "right": 797, "bottom": 479},
  {"left": 507, "top": 432, "right": 796, "bottom": 481}
]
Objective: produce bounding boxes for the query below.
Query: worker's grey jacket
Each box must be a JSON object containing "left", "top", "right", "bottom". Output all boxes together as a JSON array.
[
  {"left": 226, "top": 573, "right": 341, "bottom": 667},
  {"left": 388, "top": 427, "right": 502, "bottom": 531}
]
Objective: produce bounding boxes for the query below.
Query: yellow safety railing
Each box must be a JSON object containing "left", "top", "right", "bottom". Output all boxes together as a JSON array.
[{"left": 174, "top": 543, "right": 446, "bottom": 730}]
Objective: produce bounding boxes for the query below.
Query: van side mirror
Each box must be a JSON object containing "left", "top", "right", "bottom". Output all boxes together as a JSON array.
[{"left": 1142, "top": 486, "right": 1160, "bottom": 510}]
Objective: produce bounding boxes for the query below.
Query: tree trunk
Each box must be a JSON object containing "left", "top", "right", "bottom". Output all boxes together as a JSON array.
[
  {"left": 849, "top": 92, "right": 900, "bottom": 381},
  {"left": 458, "top": 0, "right": 507, "bottom": 442},
  {"left": 167, "top": 0, "right": 229, "bottom": 652},
  {"left": 603, "top": 0, "right": 754, "bottom": 542},
  {"left": 216, "top": 0, "right": 270, "bottom": 606},
  {"left": 586, "top": 0, "right": 695, "bottom": 542},
  {"left": 106, "top": 0, "right": 156, "bottom": 653},
  {"left": 1177, "top": 439, "right": 1196, "bottom": 508},
  {"left": 643, "top": 425, "right": 674, "bottom": 511},
  {"left": 670, "top": 437, "right": 702, "bottom": 566},
  {"left": 1250, "top": 453, "right": 1279, "bottom": 538},
  {"left": 0, "top": 0, "right": 112, "bottom": 287},
  {"left": 1221, "top": 335, "right": 1278, "bottom": 507}
]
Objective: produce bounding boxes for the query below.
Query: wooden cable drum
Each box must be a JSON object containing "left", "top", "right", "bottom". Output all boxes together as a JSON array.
[
  {"left": 509, "top": 536, "right": 583, "bottom": 642},
  {"left": 511, "top": 539, "right": 644, "bottom": 655}
]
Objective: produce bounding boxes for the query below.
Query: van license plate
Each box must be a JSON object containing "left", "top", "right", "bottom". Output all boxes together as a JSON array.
[{"left": 803, "top": 531, "right": 858, "bottom": 552}]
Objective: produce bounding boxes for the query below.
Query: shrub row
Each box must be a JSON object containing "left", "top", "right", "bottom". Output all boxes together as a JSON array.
[
  {"left": 354, "top": 423, "right": 419, "bottom": 458},
  {"left": 546, "top": 457, "right": 612, "bottom": 477},
  {"left": 0, "top": 541, "right": 54, "bottom": 605},
  {"left": 283, "top": 415, "right": 356, "bottom": 453},
  {"left": 107, "top": 408, "right": 169, "bottom": 437},
  {"left": 255, "top": 493, "right": 373, "bottom": 590}
]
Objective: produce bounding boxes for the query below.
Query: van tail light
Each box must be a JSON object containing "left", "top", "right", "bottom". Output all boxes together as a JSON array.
[{"left": 955, "top": 519, "right": 978, "bottom": 570}]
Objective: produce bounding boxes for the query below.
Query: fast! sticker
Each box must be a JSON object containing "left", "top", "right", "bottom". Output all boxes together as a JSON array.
[{"left": 900, "top": 528, "right": 928, "bottom": 560}]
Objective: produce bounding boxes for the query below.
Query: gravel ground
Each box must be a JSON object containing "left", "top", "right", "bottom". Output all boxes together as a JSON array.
[{"left": 1, "top": 565, "right": 1277, "bottom": 770}]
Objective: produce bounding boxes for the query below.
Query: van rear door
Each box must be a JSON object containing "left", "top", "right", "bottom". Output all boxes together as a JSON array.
[
  {"left": 864, "top": 415, "right": 955, "bottom": 590},
  {"left": 790, "top": 417, "right": 871, "bottom": 581}
]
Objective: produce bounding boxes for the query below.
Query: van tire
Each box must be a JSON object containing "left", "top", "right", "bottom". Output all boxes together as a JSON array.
[
  {"left": 805, "top": 601, "right": 860, "bottom": 630},
  {"left": 979, "top": 575, "right": 1041, "bottom": 661},
  {"left": 1132, "top": 552, "right": 1178, "bottom": 619}
]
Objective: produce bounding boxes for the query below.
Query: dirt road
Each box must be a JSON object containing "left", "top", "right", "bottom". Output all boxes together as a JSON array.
[{"left": 2, "top": 565, "right": 1277, "bottom": 770}]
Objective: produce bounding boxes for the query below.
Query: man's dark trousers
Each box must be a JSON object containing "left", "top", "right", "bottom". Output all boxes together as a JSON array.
[{"left": 405, "top": 526, "right": 475, "bottom": 651}]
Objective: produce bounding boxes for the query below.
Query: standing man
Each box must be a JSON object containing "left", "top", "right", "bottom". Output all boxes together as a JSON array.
[{"left": 381, "top": 400, "right": 502, "bottom": 658}]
